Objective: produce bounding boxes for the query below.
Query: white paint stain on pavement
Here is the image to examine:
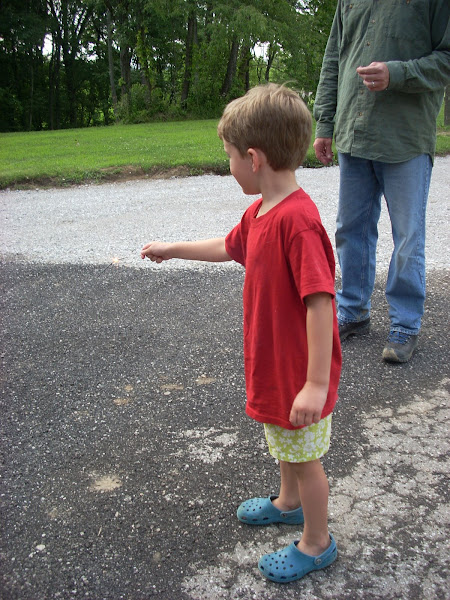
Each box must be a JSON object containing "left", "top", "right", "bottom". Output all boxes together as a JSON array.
[{"left": 175, "top": 427, "right": 238, "bottom": 464}]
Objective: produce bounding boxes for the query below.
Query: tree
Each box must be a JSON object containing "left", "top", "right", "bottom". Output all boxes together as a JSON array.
[
  {"left": 279, "top": 0, "right": 336, "bottom": 97},
  {"left": 181, "top": 1, "right": 198, "bottom": 108},
  {"left": 0, "top": 0, "right": 48, "bottom": 130},
  {"left": 47, "top": 0, "right": 96, "bottom": 128},
  {"left": 106, "top": 8, "right": 118, "bottom": 116},
  {"left": 0, "top": 0, "right": 338, "bottom": 131}
]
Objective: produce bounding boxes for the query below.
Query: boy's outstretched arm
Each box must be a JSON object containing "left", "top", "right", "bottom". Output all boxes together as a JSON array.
[
  {"left": 141, "top": 237, "right": 231, "bottom": 264},
  {"left": 289, "top": 292, "right": 333, "bottom": 428}
]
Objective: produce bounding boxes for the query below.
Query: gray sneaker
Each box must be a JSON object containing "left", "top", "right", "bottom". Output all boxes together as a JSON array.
[
  {"left": 338, "top": 318, "right": 370, "bottom": 341},
  {"left": 382, "top": 331, "right": 418, "bottom": 363}
]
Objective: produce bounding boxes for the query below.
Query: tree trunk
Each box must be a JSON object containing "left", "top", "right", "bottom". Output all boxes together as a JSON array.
[
  {"left": 204, "top": 3, "right": 213, "bottom": 44},
  {"left": 106, "top": 9, "right": 118, "bottom": 116},
  {"left": 445, "top": 84, "right": 450, "bottom": 127},
  {"left": 28, "top": 61, "right": 34, "bottom": 130},
  {"left": 265, "top": 43, "right": 277, "bottom": 82},
  {"left": 120, "top": 45, "right": 132, "bottom": 115},
  {"left": 49, "top": 36, "right": 62, "bottom": 130},
  {"left": 60, "top": 0, "right": 77, "bottom": 127},
  {"left": 221, "top": 38, "right": 239, "bottom": 97},
  {"left": 238, "top": 44, "right": 251, "bottom": 92},
  {"left": 181, "top": 12, "right": 197, "bottom": 108},
  {"left": 137, "top": 25, "right": 152, "bottom": 109}
]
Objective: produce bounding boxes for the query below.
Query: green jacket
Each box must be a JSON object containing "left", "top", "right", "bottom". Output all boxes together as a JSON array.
[{"left": 313, "top": 0, "right": 450, "bottom": 162}]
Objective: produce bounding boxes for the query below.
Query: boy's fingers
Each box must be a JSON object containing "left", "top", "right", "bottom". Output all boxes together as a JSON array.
[
  {"left": 290, "top": 410, "right": 306, "bottom": 427},
  {"left": 289, "top": 411, "right": 299, "bottom": 426},
  {"left": 290, "top": 409, "right": 322, "bottom": 427}
]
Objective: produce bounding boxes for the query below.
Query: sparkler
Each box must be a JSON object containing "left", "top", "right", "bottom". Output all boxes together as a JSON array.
[{"left": 100, "top": 256, "right": 124, "bottom": 273}]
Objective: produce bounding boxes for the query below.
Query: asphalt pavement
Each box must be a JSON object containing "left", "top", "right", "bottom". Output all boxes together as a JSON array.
[{"left": 1, "top": 161, "right": 449, "bottom": 599}]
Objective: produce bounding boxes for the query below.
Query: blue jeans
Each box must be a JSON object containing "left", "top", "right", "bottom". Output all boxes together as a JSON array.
[{"left": 336, "top": 153, "right": 432, "bottom": 335}]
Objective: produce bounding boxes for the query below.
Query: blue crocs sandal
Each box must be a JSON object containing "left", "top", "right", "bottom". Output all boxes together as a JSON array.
[
  {"left": 258, "top": 534, "right": 337, "bottom": 583},
  {"left": 237, "top": 495, "right": 304, "bottom": 525}
]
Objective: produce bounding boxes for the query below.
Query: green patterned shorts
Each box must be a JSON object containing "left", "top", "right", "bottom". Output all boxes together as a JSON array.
[{"left": 264, "top": 414, "right": 332, "bottom": 463}]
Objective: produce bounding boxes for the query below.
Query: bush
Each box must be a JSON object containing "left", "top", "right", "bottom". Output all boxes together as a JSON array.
[{"left": 114, "top": 84, "right": 189, "bottom": 123}]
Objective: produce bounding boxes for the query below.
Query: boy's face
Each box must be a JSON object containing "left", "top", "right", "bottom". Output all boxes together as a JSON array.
[{"left": 223, "top": 140, "right": 259, "bottom": 195}]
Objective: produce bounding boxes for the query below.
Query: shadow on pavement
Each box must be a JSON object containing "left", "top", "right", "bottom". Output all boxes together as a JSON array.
[{"left": 1, "top": 263, "right": 449, "bottom": 599}]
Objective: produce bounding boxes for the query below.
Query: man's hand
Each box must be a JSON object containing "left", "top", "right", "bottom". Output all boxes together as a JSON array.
[
  {"left": 313, "top": 138, "right": 333, "bottom": 166},
  {"left": 289, "top": 382, "right": 328, "bottom": 428},
  {"left": 356, "top": 62, "right": 390, "bottom": 92}
]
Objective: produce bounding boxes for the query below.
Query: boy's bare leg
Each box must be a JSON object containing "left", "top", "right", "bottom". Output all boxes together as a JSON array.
[
  {"left": 274, "top": 459, "right": 331, "bottom": 555},
  {"left": 294, "top": 459, "right": 331, "bottom": 556},
  {"left": 272, "top": 460, "right": 302, "bottom": 511}
]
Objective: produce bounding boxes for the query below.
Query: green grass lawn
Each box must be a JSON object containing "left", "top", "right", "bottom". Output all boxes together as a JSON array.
[
  {"left": 1, "top": 107, "right": 449, "bottom": 189},
  {"left": 0, "top": 120, "right": 230, "bottom": 188}
]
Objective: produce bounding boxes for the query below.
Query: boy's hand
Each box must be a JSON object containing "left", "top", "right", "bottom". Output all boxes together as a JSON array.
[
  {"left": 289, "top": 382, "right": 328, "bottom": 427},
  {"left": 141, "top": 241, "right": 172, "bottom": 263}
]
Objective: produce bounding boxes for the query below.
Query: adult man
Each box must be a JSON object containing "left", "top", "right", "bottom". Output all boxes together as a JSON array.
[{"left": 313, "top": 0, "right": 450, "bottom": 363}]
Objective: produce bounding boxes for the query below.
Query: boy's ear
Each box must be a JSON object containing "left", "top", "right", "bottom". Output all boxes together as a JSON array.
[{"left": 247, "top": 148, "right": 264, "bottom": 172}]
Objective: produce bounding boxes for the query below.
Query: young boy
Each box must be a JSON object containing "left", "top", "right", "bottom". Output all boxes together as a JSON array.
[{"left": 141, "top": 83, "right": 341, "bottom": 583}]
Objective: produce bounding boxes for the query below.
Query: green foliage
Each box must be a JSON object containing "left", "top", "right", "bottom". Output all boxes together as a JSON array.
[
  {"left": 276, "top": 0, "right": 336, "bottom": 94},
  {"left": 437, "top": 100, "right": 449, "bottom": 130},
  {"left": 0, "top": 0, "right": 48, "bottom": 130},
  {"left": 435, "top": 102, "right": 450, "bottom": 154},
  {"left": 0, "top": 0, "right": 339, "bottom": 131},
  {"left": 5, "top": 0, "right": 443, "bottom": 133},
  {"left": 115, "top": 83, "right": 186, "bottom": 122}
]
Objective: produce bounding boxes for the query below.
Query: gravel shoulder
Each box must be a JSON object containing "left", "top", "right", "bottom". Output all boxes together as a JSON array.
[{"left": 1, "top": 157, "right": 449, "bottom": 270}]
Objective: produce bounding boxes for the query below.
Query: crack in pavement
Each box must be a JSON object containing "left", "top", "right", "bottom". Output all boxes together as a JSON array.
[{"left": 181, "top": 378, "right": 450, "bottom": 600}]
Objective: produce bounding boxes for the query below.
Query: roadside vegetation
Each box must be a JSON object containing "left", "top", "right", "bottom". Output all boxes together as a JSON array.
[
  {"left": 2, "top": 2, "right": 448, "bottom": 189},
  {"left": 0, "top": 117, "right": 320, "bottom": 189},
  {"left": 1, "top": 1, "right": 336, "bottom": 133},
  {"left": 1, "top": 104, "right": 448, "bottom": 190}
]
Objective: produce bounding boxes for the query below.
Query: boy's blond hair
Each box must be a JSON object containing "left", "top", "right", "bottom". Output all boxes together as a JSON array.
[{"left": 217, "top": 83, "right": 312, "bottom": 171}]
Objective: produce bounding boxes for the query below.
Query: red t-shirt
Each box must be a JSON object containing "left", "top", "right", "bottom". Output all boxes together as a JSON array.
[{"left": 225, "top": 189, "right": 342, "bottom": 430}]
